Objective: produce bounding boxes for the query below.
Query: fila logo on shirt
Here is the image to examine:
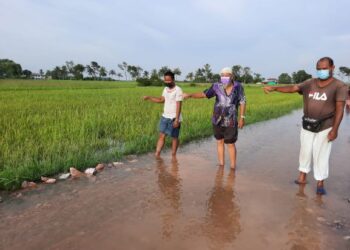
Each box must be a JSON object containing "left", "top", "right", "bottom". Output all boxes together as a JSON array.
[{"left": 308, "top": 92, "right": 327, "bottom": 101}]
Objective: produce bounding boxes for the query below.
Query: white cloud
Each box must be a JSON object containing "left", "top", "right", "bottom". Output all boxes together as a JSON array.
[
  {"left": 191, "top": 0, "right": 245, "bottom": 21},
  {"left": 325, "top": 34, "right": 350, "bottom": 43},
  {"left": 137, "top": 23, "right": 169, "bottom": 42}
]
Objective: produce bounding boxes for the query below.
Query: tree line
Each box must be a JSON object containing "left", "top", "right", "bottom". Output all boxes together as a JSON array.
[{"left": 1, "top": 58, "right": 350, "bottom": 85}]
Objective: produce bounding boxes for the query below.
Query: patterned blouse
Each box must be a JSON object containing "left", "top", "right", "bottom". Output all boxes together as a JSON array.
[{"left": 204, "top": 81, "right": 246, "bottom": 127}]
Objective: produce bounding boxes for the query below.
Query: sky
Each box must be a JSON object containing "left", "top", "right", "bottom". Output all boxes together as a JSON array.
[{"left": 0, "top": 0, "right": 350, "bottom": 79}]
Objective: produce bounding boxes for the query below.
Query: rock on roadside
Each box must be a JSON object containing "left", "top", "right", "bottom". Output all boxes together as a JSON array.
[
  {"left": 95, "top": 163, "right": 105, "bottom": 171},
  {"left": 59, "top": 173, "right": 71, "bottom": 180},
  {"left": 41, "top": 177, "right": 57, "bottom": 184},
  {"left": 85, "top": 168, "right": 97, "bottom": 176},
  {"left": 21, "top": 181, "right": 37, "bottom": 189},
  {"left": 70, "top": 167, "right": 85, "bottom": 178}
]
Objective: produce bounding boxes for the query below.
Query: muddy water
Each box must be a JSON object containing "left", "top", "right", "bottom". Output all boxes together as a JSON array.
[{"left": 1, "top": 110, "right": 349, "bottom": 250}]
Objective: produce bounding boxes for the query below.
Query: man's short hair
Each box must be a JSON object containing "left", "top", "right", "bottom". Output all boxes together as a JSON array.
[
  {"left": 164, "top": 70, "right": 175, "bottom": 80},
  {"left": 318, "top": 57, "right": 334, "bottom": 67}
]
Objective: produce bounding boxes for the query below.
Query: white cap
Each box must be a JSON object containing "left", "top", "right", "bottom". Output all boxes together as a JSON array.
[{"left": 220, "top": 67, "right": 232, "bottom": 75}]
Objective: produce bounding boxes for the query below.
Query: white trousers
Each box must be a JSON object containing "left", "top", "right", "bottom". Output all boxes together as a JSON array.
[{"left": 298, "top": 127, "right": 332, "bottom": 181}]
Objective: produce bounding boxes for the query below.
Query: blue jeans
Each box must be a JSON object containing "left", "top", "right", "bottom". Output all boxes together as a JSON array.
[{"left": 159, "top": 116, "right": 181, "bottom": 138}]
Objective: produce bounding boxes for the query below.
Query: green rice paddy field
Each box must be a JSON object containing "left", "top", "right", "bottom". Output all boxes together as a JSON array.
[{"left": 0, "top": 80, "right": 302, "bottom": 190}]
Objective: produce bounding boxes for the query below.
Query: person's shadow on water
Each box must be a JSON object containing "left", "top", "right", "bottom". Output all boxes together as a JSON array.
[
  {"left": 155, "top": 157, "right": 183, "bottom": 239},
  {"left": 202, "top": 166, "right": 241, "bottom": 249}
]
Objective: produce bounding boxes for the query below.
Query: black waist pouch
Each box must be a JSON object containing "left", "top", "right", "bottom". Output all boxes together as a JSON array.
[{"left": 302, "top": 113, "right": 334, "bottom": 133}]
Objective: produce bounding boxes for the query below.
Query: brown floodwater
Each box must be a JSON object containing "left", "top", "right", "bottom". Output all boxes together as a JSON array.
[{"left": 0, "top": 110, "right": 349, "bottom": 250}]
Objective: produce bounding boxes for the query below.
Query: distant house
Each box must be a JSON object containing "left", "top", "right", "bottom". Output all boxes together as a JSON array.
[
  {"left": 32, "top": 73, "right": 45, "bottom": 80},
  {"left": 262, "top": 78, "right": 278, "bottom": 85}
]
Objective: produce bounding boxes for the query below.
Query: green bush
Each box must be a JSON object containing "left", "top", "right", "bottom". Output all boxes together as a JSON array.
[{"left": 136, "top": 77, "right": 152, "bottom": 86}]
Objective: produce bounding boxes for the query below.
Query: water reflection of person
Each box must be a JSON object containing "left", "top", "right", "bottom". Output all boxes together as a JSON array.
[
  {"left": 203, "top": 167, "right": 241, "bottom": 249},
  {"left": 286, "top": 185, "right": 321, "bottom": 249},
  {"left": 156, "top": 157, "right": 182, "bottom": 239}
]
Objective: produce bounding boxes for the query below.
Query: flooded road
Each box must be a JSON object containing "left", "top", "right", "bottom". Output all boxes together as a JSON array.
[{"left": 1, "top": 110, "right": 349, "bottom": 250}]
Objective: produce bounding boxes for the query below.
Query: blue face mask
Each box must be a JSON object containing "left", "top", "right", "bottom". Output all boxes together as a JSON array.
[{"left": 316, "top": 69, "right": 330, "bottom": 80}]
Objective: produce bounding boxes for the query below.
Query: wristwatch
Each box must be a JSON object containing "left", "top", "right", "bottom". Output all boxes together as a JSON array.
[{"left": 240, "top": 115, "right": 246, "bottom": 119}]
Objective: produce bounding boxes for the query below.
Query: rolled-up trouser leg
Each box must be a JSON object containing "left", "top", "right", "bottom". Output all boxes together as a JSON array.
[
  {"left": 299, "top": 128, "right": 314, "bottom": 174},
  {"left": 312, "top": 127, "right": 332, "bottom": 181}
]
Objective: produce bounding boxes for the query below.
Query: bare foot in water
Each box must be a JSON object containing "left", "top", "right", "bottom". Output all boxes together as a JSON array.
[
  {"left": 154, "top": 154, "right": 162, "bottom": 161},
  {"left": 294, "top": 171, "right": 307, "bottom": 184}
]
